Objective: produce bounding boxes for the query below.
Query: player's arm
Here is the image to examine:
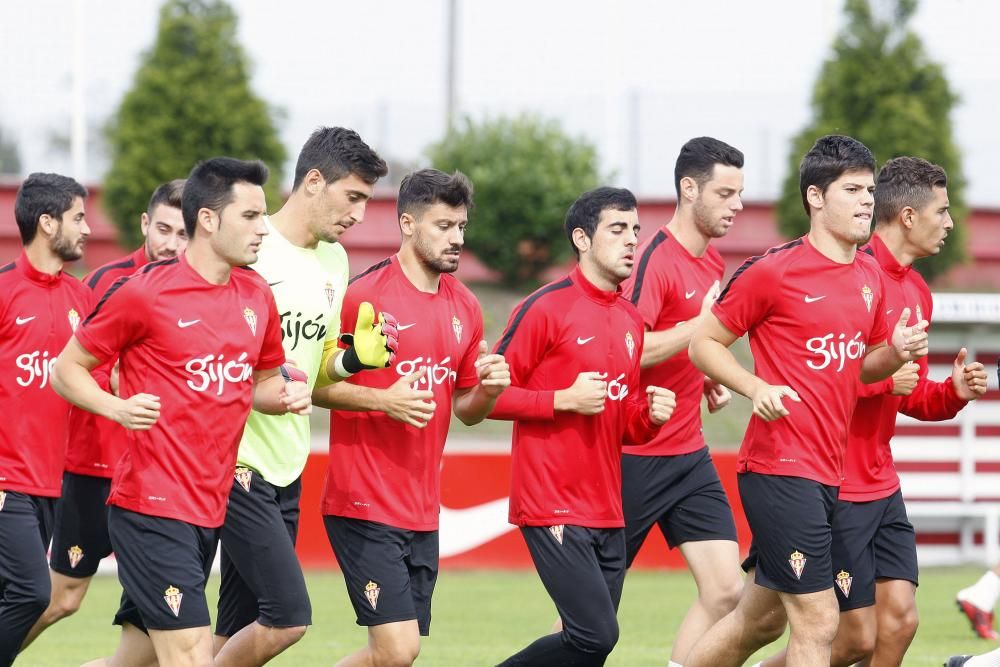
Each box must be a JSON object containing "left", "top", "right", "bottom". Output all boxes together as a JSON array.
[
  {"left": 317, "top": 302, "right": 398, "bottom": 385},
  {"left": 639, "top": 281, "right": 720, "bottom": 368},
  {"left": 861, "top": 307, "right": 929, "bottom": 383},
  {"left": 690, "top": 312, "right": 800, "bottom": 422},
  {"left": 251, "top": 366, "right": 312, "bottom": 416},
  {"left": 453, "top": 340, "right": 510, "bottom": 426},
  {"left": 52, "top": 337, "right": 160, "bottom": 430},
  {"left": 312, "top": 372, "right": 437, "bottom": 429}
]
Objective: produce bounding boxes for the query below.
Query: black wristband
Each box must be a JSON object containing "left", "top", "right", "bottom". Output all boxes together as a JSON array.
[{"left": 341, "top": 345, "right": 366, "bottom": 374}]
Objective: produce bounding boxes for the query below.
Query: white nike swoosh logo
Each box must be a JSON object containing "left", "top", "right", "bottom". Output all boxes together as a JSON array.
[
  {"left": 886, "top": 309, "right": 893, "bottom": 315},
  {"left": 804, "top": 295, "right": 826, "bottom": 303},
  {"left": 685, "top": 290, "right": 697, "bottom": 299},
  {"left": 15, "top": 316, "right": 36, "bottom": 325},
  {"left": 177, "top": 319, "right": 200, "bottom": 328},
  {"left": 398, "top": 323, "right": 416, "bottom": 331},
  {"left": 439, "top": 498, "right": 515, "bottom": 557},
  {"left": 577, "top": 336, "right": 595, "bottom": 345}
]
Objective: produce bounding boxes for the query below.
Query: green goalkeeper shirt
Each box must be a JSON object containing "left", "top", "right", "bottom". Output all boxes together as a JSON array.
[{"left": 237, "top": 216, "right": 348, "bottom": 486}]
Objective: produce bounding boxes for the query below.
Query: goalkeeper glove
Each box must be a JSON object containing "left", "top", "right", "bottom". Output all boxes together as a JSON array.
[{"left": 336, "top": 301, "right": 399, "bottom": 376}]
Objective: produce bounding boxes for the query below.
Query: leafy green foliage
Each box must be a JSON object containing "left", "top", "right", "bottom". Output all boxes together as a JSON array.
[
  {"left": 427, "top": 115, "right": 602, "bottom": 285},
  {"left": 103, "top": 0, "right": 285, "bottom": 247},
  {"left": 778, "top": 0, "right": 965, "bottom": 281}
]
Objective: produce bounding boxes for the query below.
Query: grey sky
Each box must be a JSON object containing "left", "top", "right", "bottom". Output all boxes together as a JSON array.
[{"left": 1, "top": 0, "right": 998, "bottom": 205}]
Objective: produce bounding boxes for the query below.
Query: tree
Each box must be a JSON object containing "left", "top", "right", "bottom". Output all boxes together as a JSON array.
[
  {"left": 103, "top": 0, "right": 286, "bottom": 248},
  {"left": 427, "top": 115, "right": 602, "bottom": 285},
  {"left": 0, "top": 126, "right": 20, "bottom": 175},
  {"left": 777, "top": 0, "right": 965, "bottom": 281}
]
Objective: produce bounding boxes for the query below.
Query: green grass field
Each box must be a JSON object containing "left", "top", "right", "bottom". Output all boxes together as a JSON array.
[{"left": 17, "top": 567, "right": 999, "bottom": 665}]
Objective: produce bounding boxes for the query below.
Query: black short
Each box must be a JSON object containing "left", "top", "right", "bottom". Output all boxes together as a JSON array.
[
  {"left": 521, "top": 525, "right": 625, "bottom": 655},
  {"left": 831, "top": 489, "right": 919, "bottom": 612},
  {"left": 108, "top": 506, "right": 219, "bottom": 631},
  {"left": 739, "top": 473, "right": 838, "bottom": 594},
  {"left": 0, "top": 491, "right": 56, "bottom": 664},
  {"left": 50, "top": 472, "right": 113, "bottom": 578},
  {"left": 216, "top": 471, "right": 310, "bottom": 636},
  {"left": 324, "top": 515, "right": 438, "bottom": 636},
  {"left": 622, "top": 448, "right": 738, "bottom": 565}
]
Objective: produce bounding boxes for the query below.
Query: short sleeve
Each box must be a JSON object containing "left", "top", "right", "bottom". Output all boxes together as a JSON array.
[
  {"left": 712, "top": 257, "right": 777, "bottom": 337},
  {"left": 75, "top": 277, "right": 150, "bottom": 363},
  {"left": 257, "top": 288, "right": 285, "bottom": 370}
]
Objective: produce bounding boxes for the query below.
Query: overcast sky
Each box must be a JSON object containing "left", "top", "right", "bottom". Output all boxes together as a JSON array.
[{"left": 2, "top": 0, "right": 998, "bottom": 205}]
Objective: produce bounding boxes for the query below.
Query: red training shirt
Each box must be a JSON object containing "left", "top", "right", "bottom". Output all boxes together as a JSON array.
[
  {"left": 622, "top": 228, "right": 725, "bottom": 456},
  {"left": 840, "top": 234, "right": 967, "bottom": 501},
  {"left": 66, "top": 246, "right": 149, "bottom": 478},
  {"left": 713, "top": 236, "right": 889, "bottom": 487},
  {"left": 75, "top": 254, "right": 285, "bottom": 527},
  {"left": 0, "top": 253, "right": 92, "bottom": 497},
  {"left": 323, "top": 256, "right": 483, "bottom": 531},
  {"left": 490, "top": 266, "right": 661, "bottom": 528}
]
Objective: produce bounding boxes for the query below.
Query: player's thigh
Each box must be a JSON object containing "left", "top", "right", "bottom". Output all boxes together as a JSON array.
[
  {"left": 324, "top": 516, "right": 421, "bottom": 631},
  {"left": 872, "top": 491, "right": 919, "bottom": 589},
  {"left": 738, "top": 473, "right": 837, "bottom": 595},
  {"left": 404, "top": 529, "right": 439, "bottom": 636},
  {"left": 148, "top": 625, "right": 214, "bottom": 665},
  {"left": 108, "top": 507, "right": 217, "bottom": 631},
  {"left": 621, "top": 454, "right": 670, "bottom": 565},
  {"left": 659, "top": 448, "right": 739, "bottom": 550},
  {"left": 50, "top": 472, "right": 113, "bottom": 578},
  {"left": 830, "top": 498, "right": 882, "bottom": 612},
  {"left": 106, "top": 622, "right": 158, "bottom": 667},
  {"left": 680, "top": 539, "right": 743, "bottom": 594},
  {"left": 0, "top": 492, "right": 53, "bottom": 599},
  {"left": 219, "top": 474, "right": 310, "bottom": 629},
  {"left": 215, "top": 547, "right": 258, "bottom": 638}
]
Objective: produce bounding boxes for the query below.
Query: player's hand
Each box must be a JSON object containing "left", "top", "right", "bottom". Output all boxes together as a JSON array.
[
  {"left": 699, "top": 280, "right": 721, "bottom": 316},
  {"left": 339, "top": 302, "right": 399, "bottom": 373},
  {"left": 952, "top": 347, "right": 988, "bottom": 401},
  {"left": 647, "top": 386, "right": 676, "bottom": 425},
  {"left": 555, "top": 372, "right": 608, "bottom": 415},
  {"left": 750, "top": 383, "right": 800, "bottom": 421},
  {"left": 112, "top": 393, "right": 161, "bottom": 430},
  {"left": 704, "top": 377, "right": 731, "bottom": 413},
  {"left": 474, "top": 340, "right": 510, "bottom": 398},
  {"left": 382, "top": 368, "right": 437, "bottom": 428},
  {"left": 889, "top": 307, "right": 929, "bottom": 363},
  {"left": 890, "top": 362, "right": 919, "bottom": 396},
  {"left": 279, "top": 379, "right": 312, "bottom": 416}
]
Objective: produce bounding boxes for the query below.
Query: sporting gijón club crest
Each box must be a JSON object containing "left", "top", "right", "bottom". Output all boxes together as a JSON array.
[{"left": 789, "top": 550, "right": 806, "bottom": 580}]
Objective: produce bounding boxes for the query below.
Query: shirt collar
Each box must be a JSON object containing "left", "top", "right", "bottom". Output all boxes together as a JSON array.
[
  {"left": 571, "top": 265, "right": 621, "bottom": 306},
  {"left": 867, "top": 234, "right": 910, "bottom": 281},
  {"left": 16, "top": 252, "right": 63, "bottom": 287}
]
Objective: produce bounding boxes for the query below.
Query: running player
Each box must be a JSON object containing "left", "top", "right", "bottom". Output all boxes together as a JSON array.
[
  {"left": 492, "top": 186, "right": 676, "bottom": 666},
  {"left": 957, "top": 564, "right": 1000, "bottom": 640},
  {"left": 685, "top": 135, "right": 929, "bottom": 667},
  {"left": 0, "top": 173, "right": 91, "bottom": 666},
  {"left": 212, "top": 127, "right": 392, "bottom": 667},
  {"left": 760, "top": 157, "right": 987, "bottom": 666},
  {"left": 52, "top": 157, "right": 312, "bottom": 667},
  {"left": 21, "top": 179, "right": 187, "bottom": 651},
  {"left": 620, "top": 137, "right": 745, "bottom": 666},
  {"left": 313, "top": 168, "right": 510, "bottom": 667}
]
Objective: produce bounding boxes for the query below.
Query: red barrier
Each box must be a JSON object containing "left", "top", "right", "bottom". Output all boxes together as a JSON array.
[{"left": 296, "top": 449, "right": 751, "bottom": 570}]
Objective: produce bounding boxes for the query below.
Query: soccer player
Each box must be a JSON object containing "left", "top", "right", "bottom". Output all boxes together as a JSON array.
[
  {"left": 759, "top": 157, "right": 988, "bottom": 666},
  {"left": 685, "top": 135, "right": 929, "bottom": 667},
  {"left": 21, "top": 179, "right": 188, "bottom": 650},
  {"left": 0, "top": 173, "right": 91, "bottom": 666},
  {"left": 212, "top": 127, "right": 392, "bottom": 667},
  {"left": 620, "top": 137, "right": 745, "bottom": 665},
  {"left": 956, "top": 564, "right": 1000, "bottom": 638},
  {"left": 492, "top": 186, "right": 677, "bottom": 666},
  {"left": 52, "top": 157, "right": 312, "bottom": 667},
  {"left": 312, "top": 168, "right": 510, "bottom": 667}
]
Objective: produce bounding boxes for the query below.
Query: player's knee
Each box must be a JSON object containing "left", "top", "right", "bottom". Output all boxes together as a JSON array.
[
  {"left": 373, "top": 637, "right": 420, "bottom": 667},
  {"left": 15, "top": 580, "right": 52, "bottom": 621},
  {"left": 840, "top": 621, "right": 877, "bottom": 663},
  {"left": 796, "top": 604, "right": 840, "bottom": 645},
  {"left": 705, "top": 580, "right": 743, "bottom": 618},
  {"left": 880, "top": 602, "right": 918, "bottom": 643},
  {"left": 568, "top": 616, "right": 619, "bottom": 657},
  {"left": 49, "top": 588, "right": 85, "bottom": 620},
  {"left": 272, "top": 624, "right": 307, "bottom": 650}
]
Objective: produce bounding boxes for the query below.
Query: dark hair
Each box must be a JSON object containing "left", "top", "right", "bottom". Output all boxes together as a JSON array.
[
  {"left": 14, "top": 172, "right": 88, "bottom": 245},
  {"left": 564, "top": 186, "right": 638, "bottom": 257},
  {"left": 799, "top": 135, "right": 876, "bottom": 215},
  {"left": 292, "top": 127, "right": 388, "bottom": 190},
  {"left": 674, "top": 137, "right": 744, "bottom": 196},
  {"left": 397, "top": 169, "right": 473, "bottom": 219},
  {"left": 147, "top": 179, "right": 186, "bottom": 217},
  {"left": 182, "top": 157, "right": 268, "bottom": 236},
  {"left": 874, "top": 156, "right": 948, "bottom": 225}
]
